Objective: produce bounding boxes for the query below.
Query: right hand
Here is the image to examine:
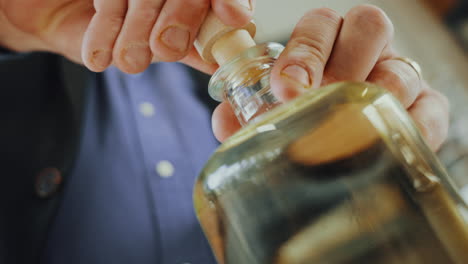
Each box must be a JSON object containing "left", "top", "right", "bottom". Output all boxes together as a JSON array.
[
  {"left": 0, "top": 0, "right": 254, "bottom": 74},
  {"left": 212, "top": 6, "right": 449, "bottom": 152}
]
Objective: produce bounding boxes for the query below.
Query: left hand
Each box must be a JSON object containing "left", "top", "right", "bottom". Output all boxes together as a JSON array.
[
  {"left": 212, "top": 5, "right": 449, "bottom": 151},
  {"left": 0, "top": 0, "right": 254, "bottom": 74}
]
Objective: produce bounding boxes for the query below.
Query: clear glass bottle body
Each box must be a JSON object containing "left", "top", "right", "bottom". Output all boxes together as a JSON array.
[{"left": 194, "top": 43, "right": 468, "bottom": 264}]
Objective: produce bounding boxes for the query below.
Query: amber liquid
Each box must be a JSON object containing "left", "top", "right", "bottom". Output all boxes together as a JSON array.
[
  {"left": 194, "top": 83, "right": 468, "bottom": 264},
  {"left": 220, "top": 142, "right": 453, "bottom": 263}
]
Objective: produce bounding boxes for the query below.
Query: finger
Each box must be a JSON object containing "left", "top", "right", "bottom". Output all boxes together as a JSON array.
[
  {"left": 367, "top": 58, "right": 423, "bottom": 108},
  {"left": 178, "top": 47, "right": 218, "bottom": 75},
  {"left": 211, "top": 0, "right": 255, "bottom": 28},
  {"left": 113, "top": 0, "right": 165, "bottom": 74},
  {"left": 149, "top": 0, "right": 210, "bottom": 62},
  {"left": 270, "top": 8, "right": 343, "bottom": 101},
  {"left": 149, "top": 46, "right": 218, "bottom": 74},
  {"left": 323, "top": 5, "right": 394, "bottom": 84},
  {"left": 82, "top": 0, "right": 127, "bottom": 72},
  {"left": 212, "top": 101, "right": 241, "bottom": 142},
  {"left": 409, "top": 86, "right": 450, "bottom": 151}
]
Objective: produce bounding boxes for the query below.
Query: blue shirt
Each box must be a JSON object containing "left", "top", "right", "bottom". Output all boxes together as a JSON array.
[{"left": 42, "top": 63, "right": 219, "bottom": 264}]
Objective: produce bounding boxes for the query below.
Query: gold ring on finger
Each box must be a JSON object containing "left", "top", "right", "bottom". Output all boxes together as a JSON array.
[{"left": 394, "top": 56, "right": 423, "bottom": 81}]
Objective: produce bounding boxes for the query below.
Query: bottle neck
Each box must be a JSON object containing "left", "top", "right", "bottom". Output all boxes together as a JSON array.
[{"left": 209, "top": 43, "right": 285, "bottom": 126}]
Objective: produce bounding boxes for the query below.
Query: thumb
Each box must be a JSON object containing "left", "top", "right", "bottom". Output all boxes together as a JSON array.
[
  {"left": 0, "top": 11, "right": 49, "bottom": 52},
  {"left": 40, "top": 2, "right": 94, "bottom": 64},
  {"left": 270, "top": 8, "right": 342, "bottom": 102},
  {"left": 2, "top": 0, "right": 94, "bottom": 63}
]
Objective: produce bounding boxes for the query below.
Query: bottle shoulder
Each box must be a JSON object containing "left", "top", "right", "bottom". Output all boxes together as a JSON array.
[
  {"left": 219, "top": 82, "right": 388, "bottom": 151},
  {"left": 198, "top": 81, "right": 456, "bottom": 198},
  {"left": 198, "top": 82, "right": 391, "bottom": 187}
]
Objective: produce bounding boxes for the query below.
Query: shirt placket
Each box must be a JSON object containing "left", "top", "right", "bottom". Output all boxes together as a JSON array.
[{"left": 125, "top": 64, "right": 214, "bottom": 264}]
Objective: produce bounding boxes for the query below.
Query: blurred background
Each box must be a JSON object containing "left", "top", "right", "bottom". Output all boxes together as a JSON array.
[{"left": 253, "top": 0, "right": 468, "bottom": 194}]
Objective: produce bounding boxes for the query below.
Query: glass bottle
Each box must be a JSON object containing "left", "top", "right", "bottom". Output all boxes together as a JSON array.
[{"left": 193, "top": 41, "right": 468, "bottom": 264}]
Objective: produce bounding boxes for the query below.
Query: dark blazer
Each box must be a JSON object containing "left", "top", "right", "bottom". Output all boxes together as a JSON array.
[{"left": 0, "top": 51, "right": 213, "bottom": 264}]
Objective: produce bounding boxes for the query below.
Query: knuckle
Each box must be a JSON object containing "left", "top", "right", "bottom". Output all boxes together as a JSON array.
[
  {"left": 300, "top": 8, "right": 343, "bottom": 32},
  {"left": 104, "top": 14, "right": 126, "bottom": 33},
  {"left": 425, "top": 113, "right": 440, "bottom": 134},
  {"left": 348, "top": 4, "right": 394, "bottom": 39},
  {"left": 107, "top": 15, "right": 125, "bottom": 26},
  {"left": 136, "top": 12, "right": 157, "bottom": 27},
  {"left": 130, "top": 9, "right": 159, "bottom": 27},
  {"left": 425, "top": 114, "right": 447, "bottom": 148},
  {"left": 417, "top": 115, "right": 438, "bottom": 147},
  {"left": 158, "top": 0, "right": 209, "bottom": 25},
  {"left": 386, "top": 70, "right": 408, "bottom": 101},
  {"left": 307, "top": 7, "right": 342, "bottom": 24},
  {"left": 182, "top": 0, "right": 210, "bottom": 13},
  {"left": 390, "top": 64, "right": 418, "bottom": 105},
  {"left": 136, "top": 0, "right": 160, "bottom": 10},
  {"left": 133, "top": 0, "right": 162, "bottom": 18},
  {"left": 212, "top": 0, "right": 250, "bottom": 27},
  {"left": 416, "top": 91, "right": 450, "bottom": 149},
  {"left": 290, "top": 36, "right": 329, "bottom": 66},
  {"left": 430, "top": 89, "right": 450, "bottom": 111},
  {"left": 350, "top": 5, "right": 387, "bottom": 24},
  {"left": 371, "top": 63, "right": 410, "bottom": 105},
  {"left": 94, "top": 0, "right": 126, "bottom": 13}
]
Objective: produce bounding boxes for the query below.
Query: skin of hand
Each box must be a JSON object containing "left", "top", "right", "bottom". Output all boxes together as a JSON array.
[
  {"left": 0, "top": 0, "right": 254, "bottom": 74},
  {"left": 212, "top": 5, "right": 450, "bottom": 152},
  {"left": 0, "top": 2, "right": 448, "bottom": 151}
]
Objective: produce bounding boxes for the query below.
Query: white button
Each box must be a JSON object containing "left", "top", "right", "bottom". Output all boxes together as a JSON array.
[
  {"left": 156, "top": 160, "right": 175, "bottom": 178},
  {"left": 139, "top": 102, "right": 155, "bottom": 117}
]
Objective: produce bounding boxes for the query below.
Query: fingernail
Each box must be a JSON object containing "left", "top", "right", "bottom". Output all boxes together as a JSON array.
[
  {"left": 90, "top": 49, "right": 111, "bottom": 70},
  {"left": 122, "top": 44, "right": 151, "bottom": 71},
  {"left": 160, "top": 25, "right": 190, "bottom": 53},
  {"left": 281, "top": 65, "right": 311, "bottom": 88},
  {"left": 235, "top": 0, "right": 251, "bottom": 10}
]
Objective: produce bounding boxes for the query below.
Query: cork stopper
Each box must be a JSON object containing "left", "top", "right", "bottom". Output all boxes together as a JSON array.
[{"left": 195, "top": 11, "right": 257, "bottom": 65}]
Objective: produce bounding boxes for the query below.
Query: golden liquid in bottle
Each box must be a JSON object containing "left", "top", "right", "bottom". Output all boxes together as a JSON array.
[{"left": 194, "top": 82, "right": 468, "bottom": 264}]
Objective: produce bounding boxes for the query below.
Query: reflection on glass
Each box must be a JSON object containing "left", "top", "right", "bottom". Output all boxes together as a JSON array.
[{"left": 194, "top": 44, "right": 468, "bottom": 264}]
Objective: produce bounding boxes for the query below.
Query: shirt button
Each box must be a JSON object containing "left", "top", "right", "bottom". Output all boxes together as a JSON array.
[
  {"left": 156, "top": 160, "right": 175, "bottom": 178},
  {"left": 36, "top": 168, "right": 62, "bottom": 198},
  {"left": 139, "top": 102, "right": 155, "bottom": 117}
]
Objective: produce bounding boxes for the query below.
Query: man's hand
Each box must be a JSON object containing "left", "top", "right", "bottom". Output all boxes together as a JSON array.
[
  {"left": 0, "top": 0, "right": 254, "bottom": 74},
  {"left": 212, "top": 5, "right": 449, "bottom": 152}
]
